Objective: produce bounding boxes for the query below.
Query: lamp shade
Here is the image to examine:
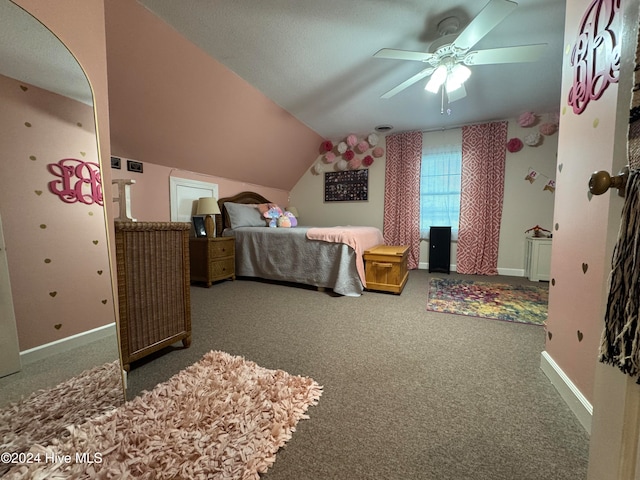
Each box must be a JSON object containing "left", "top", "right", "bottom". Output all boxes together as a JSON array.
[
  {"left": 425, "top": 65, "right": 447, "bottom": 93},
  {"left": 196, "top": 197, "right": 220, "bottom": 215}
]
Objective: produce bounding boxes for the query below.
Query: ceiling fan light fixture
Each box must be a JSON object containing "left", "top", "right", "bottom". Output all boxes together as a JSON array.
[
  {"left": 450, "top": 64, "right": 471, "bottom": 84},
  {"left": 425, "top": 64, "right": 447, "bottom": 93},
  {"left": 445, "top": 76, "right": 463, "bottom": 93}
]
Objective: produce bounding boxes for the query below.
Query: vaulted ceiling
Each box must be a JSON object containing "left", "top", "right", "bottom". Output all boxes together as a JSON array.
[{"left": 139, "top": 0, "right": 566, "bottom": 138}]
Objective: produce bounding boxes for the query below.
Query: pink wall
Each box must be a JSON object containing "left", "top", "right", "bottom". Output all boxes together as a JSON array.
[
  {"left": 111, "top": 159, "right": 289, "bottom": 222},
  {"left": 545, "top": 0, "right": 625, "bottom": 403},
  {"left": 0, "top": 74, "right": 113, "bottom": 350},
  {"left": 104, "top": 0, "right": 323, "bottom": 192}
]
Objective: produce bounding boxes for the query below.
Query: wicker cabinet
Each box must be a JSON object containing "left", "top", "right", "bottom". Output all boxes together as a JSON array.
[
  {"left": 189, "top": 237, "right": 235, "bottom": 287},
  {"left": 115, "top": 222, "right": 191, "bottom": 371}
]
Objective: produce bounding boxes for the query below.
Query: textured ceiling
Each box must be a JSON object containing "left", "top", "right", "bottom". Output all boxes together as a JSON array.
[
  {"left": 138, "top": 0, "right": 566, "bottom": 139},
  {"left": 0, "top": 0, "right": 92, "bottom": 105}
]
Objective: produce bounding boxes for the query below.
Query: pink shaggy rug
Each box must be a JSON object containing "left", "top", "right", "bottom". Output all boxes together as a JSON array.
[
  {"left": 5, "top": 351, "right": 322, "bottom": 479},
  {"left": 0, "top": 360, "right": 124, "bottom": 477}
]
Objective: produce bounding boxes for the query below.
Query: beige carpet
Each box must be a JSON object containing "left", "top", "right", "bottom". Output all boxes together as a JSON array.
[
  {"left": 5, "top": 351, "right": 322, "bottom": 479},
  {"left": 0, "top": 360, "right": 124, "bottom": 477}
]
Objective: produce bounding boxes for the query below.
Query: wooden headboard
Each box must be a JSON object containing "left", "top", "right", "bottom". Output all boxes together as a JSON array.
[{"left": 216, "top": 191, "right": 271, "bottom": 234}]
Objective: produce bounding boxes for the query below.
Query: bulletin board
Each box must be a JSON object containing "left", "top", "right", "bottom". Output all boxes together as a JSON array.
[{"left": 324, "top": 170, "right": 368, "bottom": 202}]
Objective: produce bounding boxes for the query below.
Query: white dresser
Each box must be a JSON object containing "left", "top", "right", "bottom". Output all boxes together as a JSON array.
[{"left": 525, "top": 237, "right": 552, "bottom": 282}]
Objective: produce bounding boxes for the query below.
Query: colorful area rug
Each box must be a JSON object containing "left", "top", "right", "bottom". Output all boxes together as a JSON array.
[
  {"left": 427, "top": 278, "right": 548, "bottom": 325},
  {"left": 5, "top": 351, "right": 322, "bottom": 480}
]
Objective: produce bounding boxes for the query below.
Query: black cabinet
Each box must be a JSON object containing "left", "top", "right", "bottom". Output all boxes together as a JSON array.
[{"left": 429, "top": 226, "right": 451, "bottom": 274}]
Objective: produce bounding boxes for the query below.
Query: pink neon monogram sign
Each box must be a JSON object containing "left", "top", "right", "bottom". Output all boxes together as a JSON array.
[
  {"left": 567, "top": 0, "right": 620, "bottom": 115},
  {"left": 47, "top": 158, "right": 103, "bottom": 206}
]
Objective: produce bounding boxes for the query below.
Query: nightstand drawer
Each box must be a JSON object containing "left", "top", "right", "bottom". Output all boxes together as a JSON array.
[
  {"left": 189, "top": 236, "right": 236, "bottom": 287},
  {"left": 208, "top": 239, "right": 234, "bottom": 258},
  {"left": 209, "top": 257, "right": 235, "bottom": 280}
]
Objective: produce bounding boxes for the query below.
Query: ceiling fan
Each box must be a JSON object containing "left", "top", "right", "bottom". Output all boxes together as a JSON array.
[{"left": 374, "top": 0, "right": 546, "bottom": 102}]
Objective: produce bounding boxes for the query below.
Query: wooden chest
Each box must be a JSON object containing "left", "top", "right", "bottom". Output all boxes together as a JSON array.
[{"left": 364, "top": 245, "right": 409, "bottom": 294}]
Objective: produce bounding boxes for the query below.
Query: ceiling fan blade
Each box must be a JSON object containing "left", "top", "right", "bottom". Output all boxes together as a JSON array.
[
  {"left": 452, "top": 0, "right": 517, "bottom": 51},
  {"left": 446, "top": 83, "right": 467, "bottom": 103},
  {"left": 464, "top": 44, "right": 547, "bottom": 65},
  {"left": 373, "top": 48, "right": 435, "bottom": 62},
  {"left": 381, "top": 67, "right": 435, "bottom": 99}
]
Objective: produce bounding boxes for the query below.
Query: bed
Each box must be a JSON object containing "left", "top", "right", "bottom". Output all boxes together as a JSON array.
[{"left": 214, "top": 191, "right": 384, "bottom": 296}]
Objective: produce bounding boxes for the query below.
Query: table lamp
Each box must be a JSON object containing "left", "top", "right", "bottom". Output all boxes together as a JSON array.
[{"left": 196, "top": 197, "right": 221, "bottom": 237}]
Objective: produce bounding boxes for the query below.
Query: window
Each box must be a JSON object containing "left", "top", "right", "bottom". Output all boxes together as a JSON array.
[{"left": 420, "top": 145, "right": 462, "bottom": 240}]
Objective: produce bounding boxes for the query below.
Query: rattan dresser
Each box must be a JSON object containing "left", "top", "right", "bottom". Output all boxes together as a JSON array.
[{"left": 115, "top": 221, "right": 191, "bottom": 371}]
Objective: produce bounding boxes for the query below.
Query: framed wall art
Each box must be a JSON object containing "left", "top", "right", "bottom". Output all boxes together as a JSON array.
[{"left": 324, "top": 169, "right": 368, "bottom": 202}]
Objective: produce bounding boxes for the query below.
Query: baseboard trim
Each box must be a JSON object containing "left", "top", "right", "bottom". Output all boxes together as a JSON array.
[
  {"left": 497, "top": 267, "right": 525, "bottom": 277},
  {"left": 540, "top": 350, "right": 593, "bottom": 434},
  {"left": 418, "top": 263, "right": 524, "bottom": 277},
  {"left": 20, "top": 323, "right": 117, "bottom": 365},
  {"left": 418, "top": 262, "right": 457, "bottom": 272}
]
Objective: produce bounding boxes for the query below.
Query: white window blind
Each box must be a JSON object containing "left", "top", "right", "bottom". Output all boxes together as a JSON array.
[{"left": 420, "top": 144, "right": 462, "bottom": 240}]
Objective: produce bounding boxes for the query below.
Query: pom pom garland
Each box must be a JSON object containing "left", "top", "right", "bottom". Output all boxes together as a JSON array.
[
  {"left": 524, "top": 132, "right": 542, "bottom": 146},
  {"left": 539, "top": 123, "right": 558, "bottom": 136},
  {"left": 319, "top": 133, "right": 382, "bottom": 171},
  {"left": 356, "top": 140, "right": 369, "bottom": 153},
  {"left": 372, "top": 146, "right": 384, "bottom": 158},
  {"left": 518, "top": 112, "right": 537, "bottom": 127},
  {"left": 349, "top": 157, "right": 362, "bottom": 169},
  {"left": 507, "top": 138, "right": 523, "bottom": 153}
]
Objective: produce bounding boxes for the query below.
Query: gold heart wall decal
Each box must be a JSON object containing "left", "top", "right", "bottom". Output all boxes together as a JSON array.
[
  {"left": 35, "top": 190, "right": 42, "bottom": 196},
  {"left": 40, "top": 224, "right": 47, "bottom": 229},
  {"left": 577, "top": 330, "right": 584, "bottom": 342},
  {"left": 20, "top": 85, "right": 28, "bottom": 91},
  {"left": 24, "top": 122, "right": 31, "bottom": 127},
  {"left": 548, "top": 331, "right": 553, "bottom": 340},
  {"left": 88, "top": 211, "right": 94, "bottom": 216},
  {"left": 101, "top": 299, "right": 108, "bottom": 304},
  {"left": 54, "top": 323, "right": 62, "bottom": 330},
  {"left": 29, "top": 155, "right": 36, "bottom": 161},
  {"left": 44, "top": 258, "right": 51, "bottom": 264},
  {"left": 93, "top": 240, "right": 99, "bottom": 245},
  {"left": 97, "top": 270, "right": 103, "bottom": 275},
  {"left": 49, "top": 291, "right": 57, "bottom": 297},
  {"left": 582, "top": 263, "right": 589, "bottom": 274},
  {"left": 80, "top": 151, "right": 86, "bottom": 157},
  {"left": 77, "top": 122, "right": 83, "bottom": 128},
  {"left": 587, "top": 191, "right": 593, "bottom": 201},
  {"left": 558, "top": 163, "right": 563, "bottom": 172},
  {"left": 551, "top": 278, "right": 556, "bottom": 286}
]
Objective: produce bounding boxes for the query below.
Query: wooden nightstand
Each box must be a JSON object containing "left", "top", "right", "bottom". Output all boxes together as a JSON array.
[{"left": 189, "top": 237, "right": 235, "bottom": 287}]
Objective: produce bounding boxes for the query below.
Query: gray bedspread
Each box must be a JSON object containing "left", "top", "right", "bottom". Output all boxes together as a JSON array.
[{"left": 222, "top": 226, "right": 363, "bottom": 296}]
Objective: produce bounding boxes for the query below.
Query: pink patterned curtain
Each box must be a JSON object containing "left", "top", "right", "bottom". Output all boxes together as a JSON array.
[
  {"left": 383, "top": 131, "right": 422, "bottom": 269},
  {"left": 456, "top": 121, "right": 507, "bottom": 275}
]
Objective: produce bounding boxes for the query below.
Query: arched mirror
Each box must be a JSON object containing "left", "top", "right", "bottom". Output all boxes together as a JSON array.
[{"left": 0, "top": 0, "right": 124, "bottom": 463}]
